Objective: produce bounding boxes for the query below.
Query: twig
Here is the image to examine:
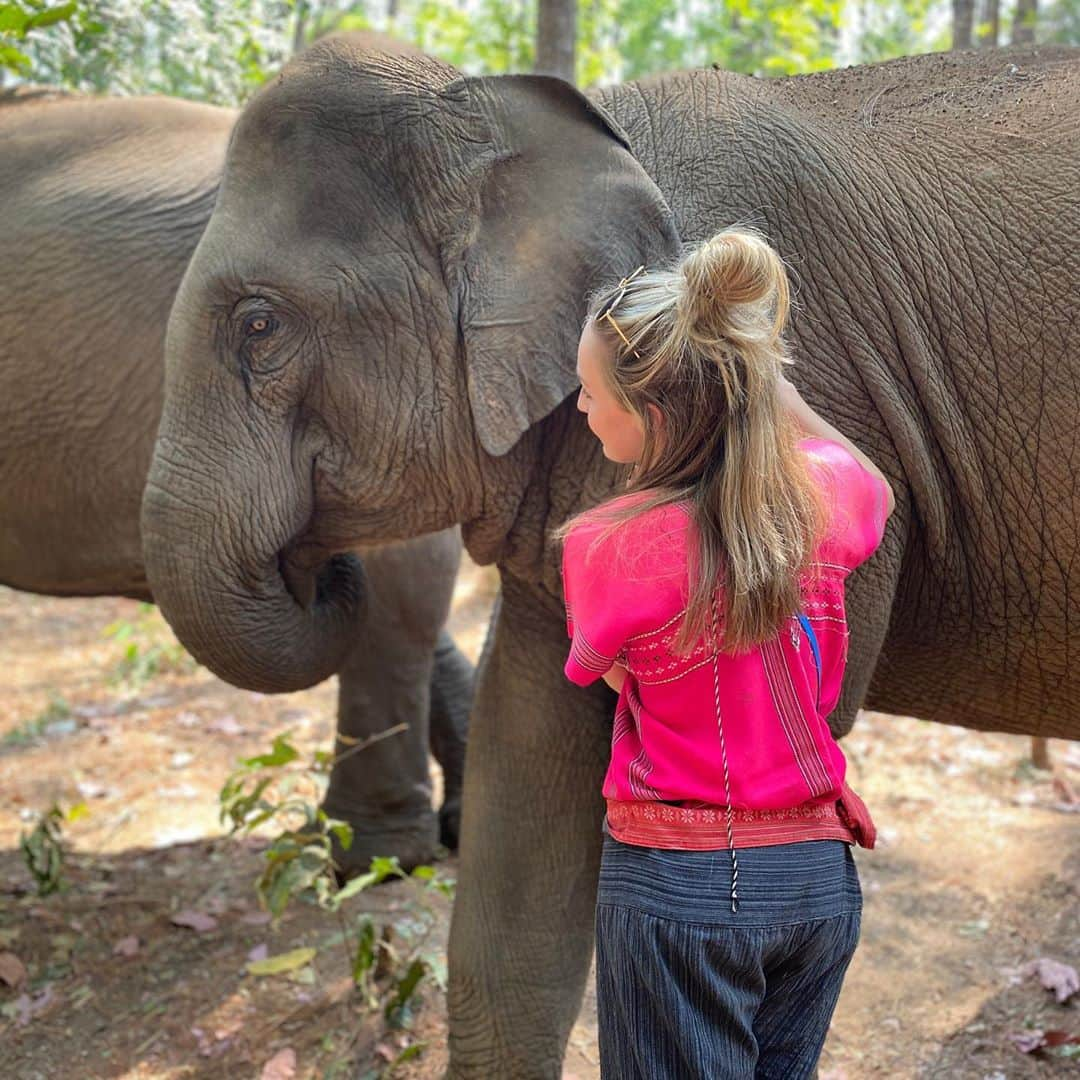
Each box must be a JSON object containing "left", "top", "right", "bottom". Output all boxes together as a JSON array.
[{"left": 330, "top": 724, "right": 409, "bottom": 767}]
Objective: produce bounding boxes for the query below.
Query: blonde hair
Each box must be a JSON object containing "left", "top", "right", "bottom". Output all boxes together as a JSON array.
[{"left": 560, "top": 227, "right": 823, "bottom": 654}]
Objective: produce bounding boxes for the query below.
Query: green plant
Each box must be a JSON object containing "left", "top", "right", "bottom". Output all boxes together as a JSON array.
[
  {"left": 103, "top": 603, "right": 193, "bottom": 687},
  {"left": 0, "top": 0, "right": 77, "bottom": 76},
  {"left": 219, "top": 732, "right": 455, "bottom": 1050},
  {"left": 1, "top": 693, "right": 71, "bottom": 747},
  {"left": 19, "top": 800, "right": 86, "bottom": 895}
]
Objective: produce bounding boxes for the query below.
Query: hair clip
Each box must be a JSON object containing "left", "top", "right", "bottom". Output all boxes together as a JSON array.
[{"left": 598, "top": 265, "right": 646, "bottom": 359}]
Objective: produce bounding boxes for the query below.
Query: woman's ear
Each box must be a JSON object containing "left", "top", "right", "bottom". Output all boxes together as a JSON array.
[
  {"left": 646, "top": 402, "right": 664, "bottom": 432},
  {"left": 445, "top": 75, "right": 681, "bottom": 457}
]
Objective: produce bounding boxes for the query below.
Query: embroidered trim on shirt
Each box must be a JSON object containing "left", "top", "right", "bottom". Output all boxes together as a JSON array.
[
  {"left": 624, "top": 607, "right": 687, "bottom": 642},
  {"left": 633, "top": 652, "right": 716, "bottom": 686},
  {"left": 604, "top": 796, "right": 873, "bottom": 850}
]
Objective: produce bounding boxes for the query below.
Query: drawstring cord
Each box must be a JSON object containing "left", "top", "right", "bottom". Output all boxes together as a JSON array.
[{"left": 711, "top": 600, "right": 739, "bottom": 913}]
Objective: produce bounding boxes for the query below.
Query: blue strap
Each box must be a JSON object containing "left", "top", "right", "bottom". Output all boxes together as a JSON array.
[{"left": 796, "top": 613, "right": 822, "bottom": 709}]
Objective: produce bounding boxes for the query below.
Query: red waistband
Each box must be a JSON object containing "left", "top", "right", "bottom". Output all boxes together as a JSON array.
[{"left": 605, "top": 783, "right": 876, "bottom": 851}]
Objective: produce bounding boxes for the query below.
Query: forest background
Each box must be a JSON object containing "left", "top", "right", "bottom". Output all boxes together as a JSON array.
[{"left": 2, "top": 0, "right": 1079, "bottom": 109}]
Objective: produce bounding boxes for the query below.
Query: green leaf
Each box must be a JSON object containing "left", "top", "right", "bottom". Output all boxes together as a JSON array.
[
  {"left": 19, "top": 805, "right": 66, "bottom": 895},
  {"left": 103, "top": 620, "right": 132, "bottom": 641},
  {"left": 330, "top": 870, "right": 377, "bottom": 907},
  {"left": 369, "top": 855, "right": 404, "bottom": 883},
  {"left": 26, "top": 2, "right": 77, "bottom": 31},
  {"left": 328, "top": 820, "right": 353, "bottom": 851},
  {"left": 258, "top": 844, "right": 327, "bottom": 918},
  {"left": 351, "top": 915, "right": 376, "bottom": 985},
  {"left": 242, "top": 733, "right": 298, "bottom": 769},
  {"left": 0, "top": 8, "right": 31, "bottom": 36},
  {"left": 384, "top": 957, "right": 427, "bottom": 1026},
  {"left": 390, "top": 1042, "right": 426, "bottom": 1066},
  {"left": 245, "top": 946, "right": 316, "bottom": 976}
]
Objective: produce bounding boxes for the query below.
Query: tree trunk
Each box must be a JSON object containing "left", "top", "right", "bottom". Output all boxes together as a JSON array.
[
  {"left": 292, "top": 0, "right": 310, "bottom": 55},
  {"left": 535, "top": 0, "right": 577, "bottom": 84},
  {"left": 953, "top": 0, "right": 975, "bottom": 48},
  {"left": 978, "top": 0, "right": 1000, "bottom": 46},
  {"left": 1013, "top": 0, "right": 1038, "bottom": 43}
]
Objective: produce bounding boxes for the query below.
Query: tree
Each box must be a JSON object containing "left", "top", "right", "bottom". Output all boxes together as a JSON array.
[
  {"left": 851, "top": 0, "right": 948, "bottom": 64},
  {"left": 535, "top": 0, "right": 575, "bottom": 82},
  {"left": 7, "top": 0, "right": 299, "bottom": 104},
  {"left": 1013, "top": 0, "right": 1038, "bottom": 40},
  {"left": 1043, "top": 0, "right": 1080, "bottom": 42},
  {"left": 977, "top": 0, "right": 1000, "bottom": 44},
  {"left": 953, "top": 0, "right": 975, "bottom": 46}
]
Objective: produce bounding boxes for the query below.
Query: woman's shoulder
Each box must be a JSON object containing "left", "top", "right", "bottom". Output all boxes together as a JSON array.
[
  {"left": 800, "top": 436, "right": 858, "bottom": 472},
  {"left": 567, "top": 493, "right": 690, "bottom": 540},
  {"left": 799, "top": 438, "right": 890, "bottom": 569},
  {"left": 563, "top": 494, "right": 691, "bottom": 574}
]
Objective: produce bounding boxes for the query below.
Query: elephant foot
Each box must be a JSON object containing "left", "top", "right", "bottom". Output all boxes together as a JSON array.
[{"left": 322, "top": 802, "right": 443, "bottom": 878}]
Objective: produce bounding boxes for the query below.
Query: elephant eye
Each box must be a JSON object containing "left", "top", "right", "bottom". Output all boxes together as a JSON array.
[{"left": 243, "top": 313, "right": 277, "bottom": 339}]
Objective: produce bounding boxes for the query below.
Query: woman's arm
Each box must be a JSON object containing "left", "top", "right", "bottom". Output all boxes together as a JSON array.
[
  {"left": 602, "top": 664, "right": 627, "bottom": 693},
  {"left": 778, "top": 376, "right": 896, "bottom": 518}
]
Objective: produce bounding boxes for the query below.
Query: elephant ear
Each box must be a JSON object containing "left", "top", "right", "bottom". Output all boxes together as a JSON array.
[{"left": 449, "top": 75, "right": 681, "bottom": 457}]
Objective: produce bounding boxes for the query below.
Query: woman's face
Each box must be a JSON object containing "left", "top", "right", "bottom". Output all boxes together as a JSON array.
[{"left": 575, "top": 321, "right": 646, "bottom": 464}]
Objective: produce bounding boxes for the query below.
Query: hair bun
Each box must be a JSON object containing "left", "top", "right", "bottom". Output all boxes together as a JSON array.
[{"left": 677, "top": 228, "right": 790, "bottom": 346}]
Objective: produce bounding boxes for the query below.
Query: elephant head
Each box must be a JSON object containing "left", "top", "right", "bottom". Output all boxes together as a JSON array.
[{"left": 142, "top": 38, "right": 679, "bottom": 691}]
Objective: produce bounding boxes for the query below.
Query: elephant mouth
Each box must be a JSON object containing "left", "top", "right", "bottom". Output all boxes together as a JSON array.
[{"left": 278, "top": 535, "right": 366, "bottom": 616}]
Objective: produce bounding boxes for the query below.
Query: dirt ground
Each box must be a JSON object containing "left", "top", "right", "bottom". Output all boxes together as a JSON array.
[{"left": 1, "top": 556, "right": 1077, "bottom": 1080}]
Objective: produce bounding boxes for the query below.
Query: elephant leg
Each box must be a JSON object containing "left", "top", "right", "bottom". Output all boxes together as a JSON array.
[
  {"left": 323, "top": 531, "right": 462, "bottom": 874},
  {"left": 446, "top": 576, "right": 612, "bottom": 1079},
  {"left": 428, "top": 628, "right": 473, "bottom": 851}
]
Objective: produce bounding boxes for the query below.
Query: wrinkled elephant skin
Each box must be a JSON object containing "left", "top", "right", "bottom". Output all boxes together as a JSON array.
[
  {"left": 0, "top": 90, "right": 471, "bottom": 874},
  {"left": 144, "top": 40, "right": 1080, "bottom": 1079}
]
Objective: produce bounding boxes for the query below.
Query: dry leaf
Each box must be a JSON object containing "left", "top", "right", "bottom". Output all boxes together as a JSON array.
[
  {"left": 1010, "top": 1028, "right": 1080, "bottom": 1054},
  {"left": 1024, "top": 957, "right": 1080, "bottom": 1004},
  {"left": 170, "top": 910, "right": 218, "bottom": 933},
  {"left": 1042, "top": 1031, "right": 1080, "bottom": 1048},
  {"left": 247, "top": 944, "right": 269, "bottom": 964},
  {"left": 113, "top": 935, "right": 139, "bottom": 958},
  {"left": 1010, "top": 1031, "right": 1046, "bottom": 1054},
  {"left": 11, "top": 984, "right": 57, "bottom": 1027},
  {"left": 240, "top": 911, "right": 272, "bottom": 926},
  {"left": 259, "top": 1047, "right": 297, "bottom": 1079},
  {"left": 246, "top": 948, "right": 316, "bottom": 976},
  {"left": 0, "top": 952, "right": 28, "bottom": 988}
]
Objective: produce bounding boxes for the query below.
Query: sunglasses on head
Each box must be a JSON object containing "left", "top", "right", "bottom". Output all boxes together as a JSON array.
[{"left": 596, "top": 265, "right": 645, "bottom": 360}]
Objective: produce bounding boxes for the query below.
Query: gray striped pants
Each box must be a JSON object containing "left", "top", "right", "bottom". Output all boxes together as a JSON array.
[{"left": 595, "top": 834, "right": 862, "bottom": 1079}]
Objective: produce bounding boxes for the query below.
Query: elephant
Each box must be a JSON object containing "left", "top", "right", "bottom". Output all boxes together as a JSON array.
[
  {"left": 0, "top": 84, "right": 473, "bottom": 874},
  {"left": 139, "top": 37, "right": 1080, "bottom": 1078}
]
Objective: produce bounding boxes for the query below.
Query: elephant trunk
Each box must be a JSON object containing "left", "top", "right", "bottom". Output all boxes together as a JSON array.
[{"left": 141, "top": 425, "right": 363, "bottom": 694}]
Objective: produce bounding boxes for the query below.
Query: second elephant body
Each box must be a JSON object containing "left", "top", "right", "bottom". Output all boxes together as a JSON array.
[{"left": 0, "top": 91, "right": 471, "bottom": 870}]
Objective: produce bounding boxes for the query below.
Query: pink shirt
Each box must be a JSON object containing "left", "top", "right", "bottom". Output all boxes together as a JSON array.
[{"left": 562, "top": 438, "right": 889, "bottom": 849}]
